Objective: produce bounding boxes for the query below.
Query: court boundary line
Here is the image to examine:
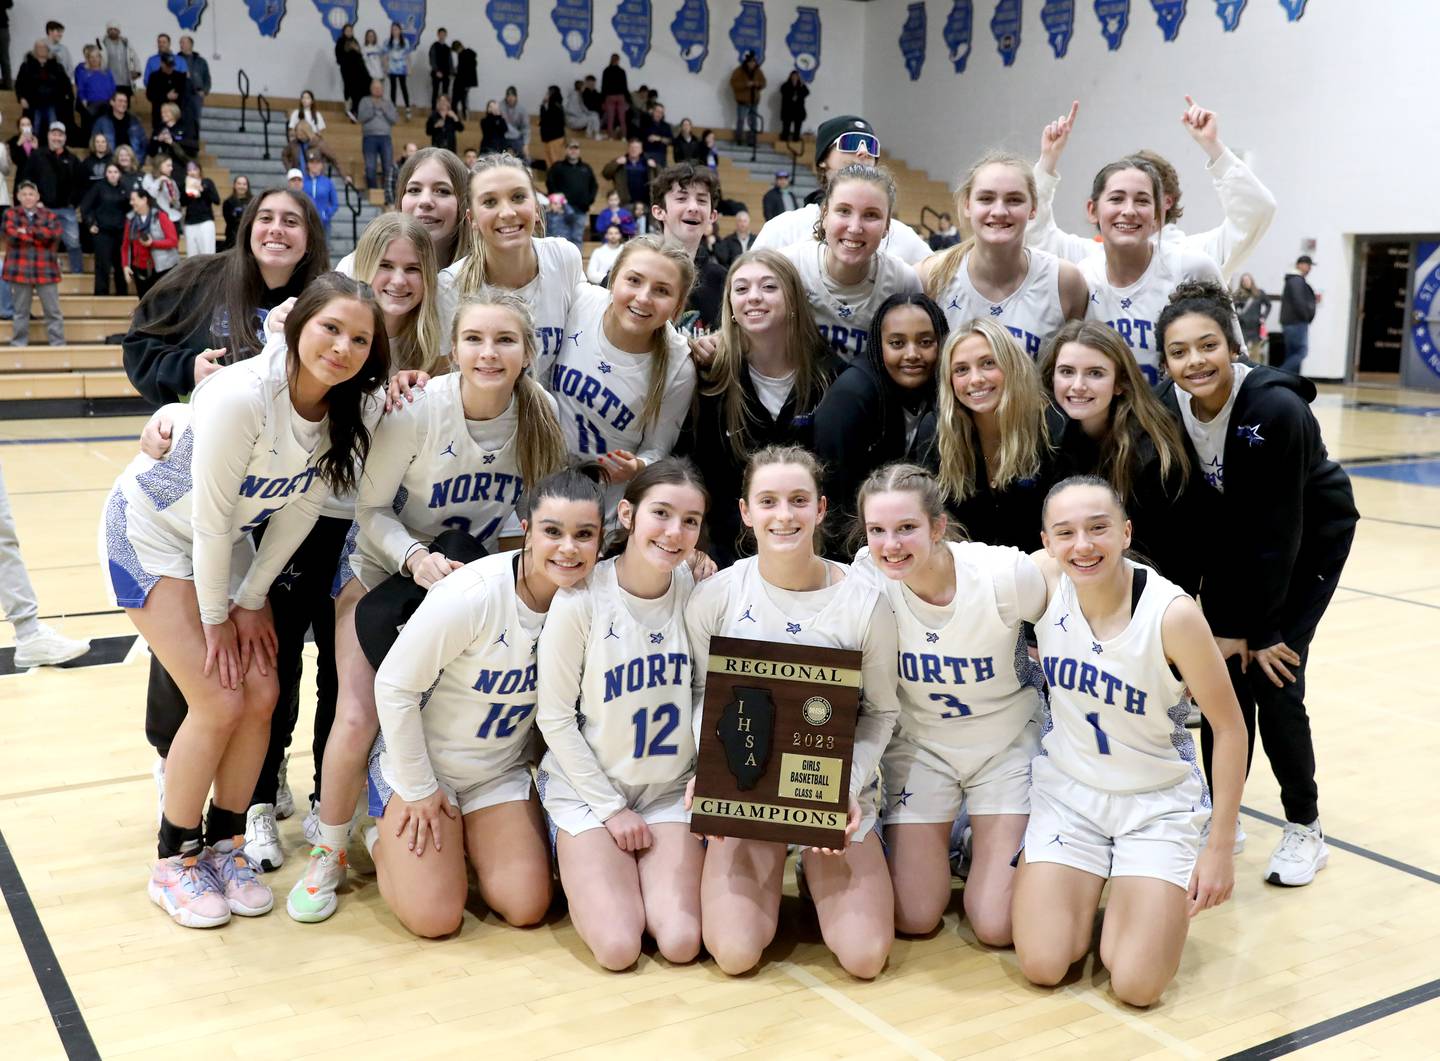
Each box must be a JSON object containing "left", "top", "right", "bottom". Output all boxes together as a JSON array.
[
  {"left": 1334, "top": 585, "right": 1440, "bottom": 612},
  {"left": 775, "top": 961, "right": 946, "bottom": 1060},
  {"left": 1220, "top": 977, "right": 1440, "bottom": 1059},
  {"left": 1239, "top": 806, "right": 1440, "bottom": 886}
]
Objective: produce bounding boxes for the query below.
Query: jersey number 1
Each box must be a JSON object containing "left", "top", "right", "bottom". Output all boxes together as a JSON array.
[
  {"left": 1084, "top": 711, "right": 1111, "bottom": 755},
  {"left": 631, "top": 703, "right": 680, "bottom": 757}
]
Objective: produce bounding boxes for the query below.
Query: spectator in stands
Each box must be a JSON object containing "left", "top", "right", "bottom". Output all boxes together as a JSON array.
[
  {"left": 539, "top": 85, "right": 566, "bottom": 167},
  {"left": 219, "top": 174, "right": 251, "bottom": 251},
  {"left": 4, "top": 180, "right": 63, "bottom": 344},
  {"left": 546, "top": 139, "right": 597, "bottom": 248},
  {"left": 112, "top": 143, "right": 141, "bottom": 195},
  {"left": 585, "top": 222, "right": 624, "bottom": 284},
  {"left": 338, "top": 28, "right": 371, "bottom": 122},
  {"left": 358, "top": 79, "right": 399, "bottom": 204},
  {"left": 43, "top": 22, "right": 71, "bottom": 81},
  {"left": 603, "top": 138, "right": 656, "bottom": 223},
  {"left": 428, "top": 28, "right": 451, "bottom": 110},
  {"left": 146, "top": 102, "right": 192, "bottom": 166},
  {"left": 565, "top": 79, "right": 600, "bottom": 140},
  {"left": 730, "top": 52, "right": 765, "bottom": 148},
  {"left": 426, "top": 94, "right": 463, "bottom": 152},
  {"left": 22, "top": 122, "right": 82, "bottom": 274},
  {"left": 762, "top": 169, "right": 800, "bottom": 221},
  {"left": 289, "top": 89, "right": 327, "bottom": 134},
  {"left": 501, "top": 86, "right": 529, "bottom": 158},
  {"left": 361, "top": 28, "right": 385, "bottom": 87},
  {"left": 0, "top": 3, "right": 11, "bottom": 93},
  {"left": 177, "top": 36, "right": 209, "bottom": 137},
  {"left": 671, "top": 118, "right": 703, "bottom": 164},
  {"left": 0, "top": 109, "right": 10, "bottom": 319},
  {"left": 98, "top": 22, "right": 139, "bottom": 100},
  {"left": 642, "top": 102, "right": 672, "bottom": 168},
  {"left": 142, "top": 155, "right": 181, "bottom": 225},
  {"left": 121, "top": 186, "right": 178, "bottom": 298},
  {"left": 385, "top": 22, "right": 412, "bottom": 118},
  {"left": 142, "top": 33, "right": 187, "bottom": 86},
  {"left": 713, "top": 209, "right": 756, "bottom": 268},
  {"left": 302, "top": 153, "right": 339, "bottom": 235},
  {"left": 145, "top": 51, "right": 187, "bottom": 133},
  {"left": 600, "top": 53, "right": 628, "bottom": 138},
  {"left": 1233, "top": 272, "right": 1270, "bottom": 351},
  {"left": 75, "top": 47, "right": 116, "bottom": 138},
  {"left": 180, "top": 159, "right": 219, "bottom": 256},
  {"left": 928, "top": 211, "right": 960, "bottom": 251},
  {"left": 82, "top": 161, "right": 127, "bottom": 294},
  {"left": 702, "top": 129, "right": 720, "bottom": 171},
  {"left": 478, "top": 99, "right": 508, "bottom": 154},
  {"left": 594, "top": 189, "right": 635, "bottom": 238},
  {"left": 779, "top": 70, "right": 808, "bottom": 143},
  {"left": 463, "top": 148, "right": 478, "bottom": 167},
  {"left": 451, "top": 39, "right": 477, "bottom": 119},
  {"left": 7, "top": 117, "right": 39, "bottom": 171},
  {"left": 81, "top": 131, "right": 112, "bottom": 187},
  {"left": 15, "top": 39, "right": 68, "bottom": 135},
  {"left": 91, "top": 90, "right": 146, "bottom": 164},
  {"left": 286, "top": 167, "right": 304, "bottom": 193}
]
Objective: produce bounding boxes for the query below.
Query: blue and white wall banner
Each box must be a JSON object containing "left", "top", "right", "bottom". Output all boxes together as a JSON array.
[
  {"left": 899, "top": 2, "right": 927, "bottom": 82},
  {"left": 551, "top": 0, "right": 593, "bottom": 62},
  {"left": 942, "top": 0, "right": 973, "bottom": 73},
  {"left": 1149, "top": 0, "right": 1186, "bottom": 40},
  {"left": 1214, "top": 0, "right": 1245, "bottom": 30},
  {"left": 247, "top": 0, "right": 287, "bottom": 37},
  {"left": 1041, "top": 0, "right": 1075, "bottom": 57},
  {"left": 729, "top": 1, "right": 766, "bottom": 65},
  {"left": 311, "top": 0, "right": 357, "bottom": 39},
  {"left": 1094, "top": 0, "right": 1130, "bottom": 49},
  {"left": 613, "top": 0, "right": 652, "bottom": 67},
  {"left": 990, "top": 0, "right": 1022, "bottom": 66},
  {"left": 168, "top": 0, "right": 208, "bottom": 32},
  {"left": 671, "top": 0, "right": 709, "bottom": 73},
  {"left": 381, "top": 0, "right": 427, "bottom": 49},
  {"left": 1410, "top": 242, "right": 1440, "bottom": 380},
  {"left": 1278, "top": 0, "right": 1305, "bottom": 20},
  {"left": 785, "top": 6, "right": 821, "bottom": 82},
  {"left": 486, "top": 0, "right": 530, "bottom": 58}
]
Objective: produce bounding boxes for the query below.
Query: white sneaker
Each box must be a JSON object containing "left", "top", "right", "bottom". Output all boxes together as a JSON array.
[
  {"left": 153, "top": 757, "right": 166, "bottom": 825},
  {"left": 286, "top": 845, "right": 348, "bottom": 923},
  {"left": 13, "top": 625, "right": 90, "bottom": 668},
  {"left": 275, "top": 753, "right": 296, "bottom": 820},
  {"left": 1200, "top": 815, "right": 1247, "bottom": 855},
  {"left": 1266, "top": 821, "right": 1328, "bottom": 886},
  {"left": 243, "top": 803, "right": 284, "bottom": 872},
  {"left": 302, "top": 801, "right": 321, "bottom": 846}
]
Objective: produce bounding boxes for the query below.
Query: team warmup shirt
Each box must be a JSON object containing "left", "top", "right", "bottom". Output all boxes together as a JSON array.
[
  {"left": 536, "top": 558, "right": 697, "bottom": 820},
  {"left": 781, "top": 240, "right": 921, "bottom": 364},
  {"left": 1036, "top": 561, "right": 1202, "bottom": 794},
  {"left": 934, "top": 249, "right": 1069, "bottom": 357},
  {"left": 684, "top": 557, "right": 901, "bottom": 801},
  {"left": 1080, "top": 244, "right": 1224, "bottom": 383},
  {"left": 105, "top": 344, "right": 334, "bottom": 624},
  {"left": 755, "top": 204, "right": 933, "bottom": 265},
  {"left": 548, "top": 283, "right": 696, "bottom": 511},
  {"left": 437, "top": 237, "right": 584, "bottom": 369}
]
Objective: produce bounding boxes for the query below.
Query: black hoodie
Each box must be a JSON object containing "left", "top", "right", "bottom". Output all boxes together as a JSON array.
[{"left": 1157, "top": 364, "right": 1357, "bottom": 648}]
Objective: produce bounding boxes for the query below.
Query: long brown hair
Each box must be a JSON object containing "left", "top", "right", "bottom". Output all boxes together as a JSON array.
[
  {"left": 394, "top": 146, "right": 470, "bottom": 268},
  {"left": 604, "top": 234, "right": 696, "bottom": 431},
  {"left": 923, "top": 151, "right": 1036, "bottom": 302}
]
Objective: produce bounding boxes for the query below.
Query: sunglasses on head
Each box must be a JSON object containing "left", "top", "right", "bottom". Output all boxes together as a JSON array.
[{"left": 834, "top": 132, "right": 880, "bottom": 157}]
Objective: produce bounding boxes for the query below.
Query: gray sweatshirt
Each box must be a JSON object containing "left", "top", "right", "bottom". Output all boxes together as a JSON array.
[{"left": 357, "top": 96, "right": 399, "bottom": 136}]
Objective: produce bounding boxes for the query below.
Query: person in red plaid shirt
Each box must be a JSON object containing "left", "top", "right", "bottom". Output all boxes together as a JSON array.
[{"left": 4, "top": 180, "right": 65, "bottom": 346}]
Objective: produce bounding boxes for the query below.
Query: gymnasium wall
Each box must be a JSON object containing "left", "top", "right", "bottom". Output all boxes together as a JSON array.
[
  {"left": 860, "top": 0, "right": 1437, "bottom": 381},
  {"left": 19, "top": 1, "right": 868, "bottom": 140}
]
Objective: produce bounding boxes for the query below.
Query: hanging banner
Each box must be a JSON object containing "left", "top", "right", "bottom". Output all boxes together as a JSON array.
[
  {"left": 486, "top": 0, "right": 530, "bottom": 58},
  {"left": 311, "top": 0, "right": 356, "bottom": 39},
  {"left": 551, "top": 0, "right": 593, "bottom": 62},
  {"left": 730, "top": 1, "right": 766, "bottom": 65},
  {"left": 1093, "top": 0, "right": 1130, "bottom": 49},
  {"left": 942, "top": 0, "right": 972, "bottom": 72},
  {"left": 671, "top": 0, "right": 709, "bottom": 73},
  {"left": 990, "top": 0, "right": 1021, "bottom": 65},
  {"left": 1278, "top": 0, "right": 1305, "bottom": 19},
  {"left": 169, "top": 0, "right": 209, "bottom": 31},
  {"left": 1149, "top": 0, "right": 1186, "bottom": 39},
  {"left": 1214, "top": 0, "right": 1245, "bottom": 29},
  {"left": 785, "top": 7, "right": 821, "bottom": 82},
  {"left": 899, "top": 2, "right": 927, "bottom": 81},
  {"left": 247, "top": 0, "right": 287, "bottom": 37},
  {"left": 613, "top": 0, "right": 651, "bottom": 67},
  {"left": 381, "top": 0, "right": 427, "bottom": 49},
  {"left": 1041, "top": 0, "right": 1074, "bottom": 57}
]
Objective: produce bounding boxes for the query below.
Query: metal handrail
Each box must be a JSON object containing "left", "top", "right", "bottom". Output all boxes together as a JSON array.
[
  {"left": 918, "top": 204, "right": 943, "bottom": 238},
  {"left": 342, "top": 180, "right": 362, "bottom": 246},
  {"left": 783, "top": 137, "right": 804, "bottom": 178},
  {"left": 748, "top": 112, "right": 764, "bottom": 164},
  {"left": 237, "top": 69, "right": 250, "bottom": 132},
  {"left": 256, "top": 94, "right": 273, "bottom": 160}
]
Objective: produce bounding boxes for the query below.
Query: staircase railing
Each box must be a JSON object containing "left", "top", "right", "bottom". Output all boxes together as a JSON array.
[
  {"left": 747, "top": 113, "right": 764, "bottom": 164},
  {"left": 256, "top": 93, "right": 274, "bottom": 160},
  {"left": 237, "top": 69, "right": 251, "bottom": 132},
  {"left": 342, "top": 180, "right": 363, "bottom": 246},
  {"left": 918, "top": 204, "right": 943, "bottom": 240}
]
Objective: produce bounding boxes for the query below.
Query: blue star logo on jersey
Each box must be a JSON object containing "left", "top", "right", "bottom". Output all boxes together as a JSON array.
[
  {"left": 275, "top": 563, "right": 301, "bottom": 590},
  {"left": 1092, "top": 641, "right": 1103, "bottom": 654},
  {"left": 649, "top": 632, "right": 664, "bottom": 645},
  {"left": 738, "top": 605, "right": 757, "bottom": 623},
  {"left": 604, "top": 623, "right": 620, "bottom": 640},
  {"left": 1237, "top": 423, "right": 1265, "bottom": 447},
  {"left": 440, "top": 441, "right": 457, "bottom": 458},
  {"left": 1120, "top": 297, "right": 1133, "bottom": 310},
  {"left": 893, "top": 788, "right": 912, "bottom": 807},
  {"left": 786, "top": 622, "right": 802, "bottom": 635},
  {"left": 598, "top": 360, "right": 612, "bottom": 374},
  {"left": 989, "top": 305, "right": 1004, "bottom": 316},
  {"left": 837, "top": 305, "right": 854, "bottom": 319},
  {"left": 1055, "top": 614, "right": 1069, "bottom": 632},
  {"left": 494, "top": 629, "right": 509, "bottom": 647},
  {"left": 925, "top": 631, "right": 939, "bottom": 644},
  {"left": 482, "top": 453, "right": 496, "bottom": 464}
]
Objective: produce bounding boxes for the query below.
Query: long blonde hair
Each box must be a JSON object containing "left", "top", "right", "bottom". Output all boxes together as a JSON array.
[
  {"left": 394, "top": 147, "right": 470, "bottom": 268},
  {"left": 704, "top": 249, "right": 827, "bottom": 461},
  {"left": 452, "top": 153, "right": 547, "bottom": 296},
  {"left": 1038, "top": 320, "right": 1189, "bottom": 498},
  {"left": 604, "top": 234, "right": 696, "bottom": 431},
  {"left": 923, "top": 151, "right": 1036, "bottom": 302},
  {"left": 935, "top": 318, "right": 1050, "bottom": 502},
  {"left": 352, "top": 213, "right": 444, "bottom": 375},
  {"left": 448, "top": 291, "right": 568, "bottom": 493}
]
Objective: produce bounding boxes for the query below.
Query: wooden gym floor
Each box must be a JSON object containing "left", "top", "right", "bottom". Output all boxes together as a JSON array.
[{"left": 1, "top": 384, "right": 1438, "bottom": 1059}]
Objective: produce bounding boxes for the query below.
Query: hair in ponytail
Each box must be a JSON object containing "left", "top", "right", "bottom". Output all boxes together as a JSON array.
[
  {"left": 607, "top": 456, "right": 709, "bottom": 557},
  {"left": 924, "top": 151, "right": 1037, "bottom": 302},
  {"left": 1156, "top": 279, "right": 1242, "bottom": 354},
  {"left": 453, "top": 153, "right": 547, "bottom": 297},
  {"left": 604, "top": 233, "right": 696, "bottom": 430}
]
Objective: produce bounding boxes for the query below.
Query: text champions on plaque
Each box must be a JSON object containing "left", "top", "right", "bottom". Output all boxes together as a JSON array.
[{"left": 691, "top": 636, "right": 861, "bottom": 848}]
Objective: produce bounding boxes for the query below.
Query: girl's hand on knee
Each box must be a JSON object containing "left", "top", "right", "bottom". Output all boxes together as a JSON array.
[
  {"left": 810, "top": 796, "right": 862, "bottom": 856},
  {"left": 1252, "top": 641, "right": 1300, "bottom": 688},
  {"left": 231, "top": 602, "right": 277, "bottom": 677},
  {"left": 604, "top": 808, "right": 652, "bottom": 853},
  {"left": 202, "top": 619, "right": 241, "bottom": 691},
  {"left": 1188, "top": 845, "right": 1234, "bottom": 917},
  {"left": 139, "top": 410, "right": 175, "bottom": 460},
  {"left": 394, "top": 789, "right": 457, "bottom": 856}
]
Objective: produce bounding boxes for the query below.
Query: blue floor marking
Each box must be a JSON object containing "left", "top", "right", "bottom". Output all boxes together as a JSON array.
[
  {"left": 1347, "top": 459, "right": 1440, "bottom": 487},
  {"left": 0, "top": 435, "right": 136, "bottom": 446}
]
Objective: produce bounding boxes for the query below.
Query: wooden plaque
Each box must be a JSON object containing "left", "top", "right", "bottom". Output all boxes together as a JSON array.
[{"left": 690, "top": 636, "right": 862, "bottom": 848}]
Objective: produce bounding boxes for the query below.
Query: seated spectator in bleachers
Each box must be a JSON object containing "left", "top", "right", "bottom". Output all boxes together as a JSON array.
[
  {"left": 144, "top": 51, "right": 188, "bottom": 133},
  {"left": 282, "top": 121, "right": 349, "bottom": 182},
  {"left": 713, "top": 209, "right": 756, "bottom": 268},
  {"left": 546, "top": 138, "right": 598, "bottom": 247},
  {"left": 672, "top": 118, "right": 704, "bottom": 164},
  {"left": 463, "top": 148, "right": 478, "bottom": 167},
  {"left": 426, "top": 95, "right": 463, "bottom": 152},
  {"left": 928, "top": 211, "right": 960, "bottom": 251},
  {"left": 565, "top": 79, "right": 600, "bottom": 140},
  {"left": 479, "top": 100, "right": 508, "bottom": 154},
  {"left": 219, "top": 174, "right": 251, "bottom": 251},
  {"left": 585, "top": 222, "right": 625, "bottom": 284},
  {"left": 594, "top": 189, "right": 635, "bottom": 238},
  {"left": 501, "top": 86, "right": 530, "bottom": 158},
  {"left": 582, "top": 74, "right": 603, "bottom": 117},
  {"left": 702, "top": 129, "right": 720, "bottom": 171},
  {"left": 286, "top": 167, "right": 305, "bottom": 193},
  {"left": 602, "top": 138, "right": 656, "bottom": 222},
  {"left": 75, "top": 47, "right": 117, "bottom": 138},
  {"left": 91, "top": 91, "right": 146, "bottom": 164},
  {"left": 641, "top": 102, "right": 673, "bottom": 168},
  {"left": 146, "top": 102, "right": 193, "bottom": 167},
  {"left": 301, "top": 154, "right": 339, "bottom": 234}
]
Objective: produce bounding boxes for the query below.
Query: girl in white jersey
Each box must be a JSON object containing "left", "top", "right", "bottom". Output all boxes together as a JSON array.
[
  {"left": 550, "top": 234, "right": 697, "bottom": 517},
  {"left": 1013, "top": 476, "right": 1245, "bottom": 1007},
  {"left": 289, "top": 293, "right": 567, "bottom": 924},
  {"left": 781, "top": 164, "right": 921, "bottom": 365},
  {"left": 855, "top": 464, "right": 1046, "bottom": 945},
  {"left": 101, "top": 273, "right": 389, "bottom": 928},
  {"left": 917, "top": 152, "right": 1087, "bottom": 355},
  {"left": 1077, "top": 156, "right": 1225, "bottom": 384},
  {"left": 367, "top": 466, "right": 606, "bottom": 938},
  {"left": 536, "top": 459, "right": 710, "bottom": 970},
  {"left": 685, "top": 446, "right": 901, "bottom": 979}
]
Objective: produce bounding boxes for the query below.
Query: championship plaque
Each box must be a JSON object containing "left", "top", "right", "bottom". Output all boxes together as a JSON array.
[{"left": 690, "top": 636, "right": 861, "bottom": 848}]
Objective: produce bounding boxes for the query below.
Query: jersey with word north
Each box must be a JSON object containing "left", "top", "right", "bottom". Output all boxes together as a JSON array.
[
  {"left": 437, "top": 236, "right": 583, "bottom": 365},
  {"left": 936, "top": 248, "right": 1067, "bottom": 357},
  {"left": 782, "top": 240, "right": 922, "bottom": 363}
]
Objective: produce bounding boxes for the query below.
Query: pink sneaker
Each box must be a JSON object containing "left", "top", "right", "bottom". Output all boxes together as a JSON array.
[
  {"left": 149, "top": 853, "right": 231, "bottom": 928},
  {"left": 206, "top": 840, "right": 275, "bottom": 916}
]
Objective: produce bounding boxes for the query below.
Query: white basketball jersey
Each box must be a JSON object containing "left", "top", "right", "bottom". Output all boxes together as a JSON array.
[
  {"left": 781, "top": 241, "right": 921, "bottom": 364},
  {"left": 1080, "top": 244, "right": 1224, "bottom": 383},
  {"left": 374, "top": 550, "right": 545, "bottom": 800},
  {"left": 1036, "top": 561, "right": 1201, "bottom": 794},
  {"left": 755, "top": 204, "right": 933, "bottom": 265},
  {"left": 935, "top": 249, "right": 1067, "bottom": 358}
]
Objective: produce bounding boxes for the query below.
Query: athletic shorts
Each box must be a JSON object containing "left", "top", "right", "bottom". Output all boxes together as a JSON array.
[
  {"left": 99, "top": 489, "right": 250, "bottom": 609},
  {"left": 881, "top": 719, "right": 1040, "bottom": 824},
  {"left": 535, "top": 752, "right": 690, "bottom": 841},
  {"left": 1021, "top": 754, "right": 1206, "bottom": 890},
  {"left": 333, "top": 520, "right": 388, "bottom": 597},
  {"left": 367, "top": 739, "right": 533, "bottom": 818}
]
